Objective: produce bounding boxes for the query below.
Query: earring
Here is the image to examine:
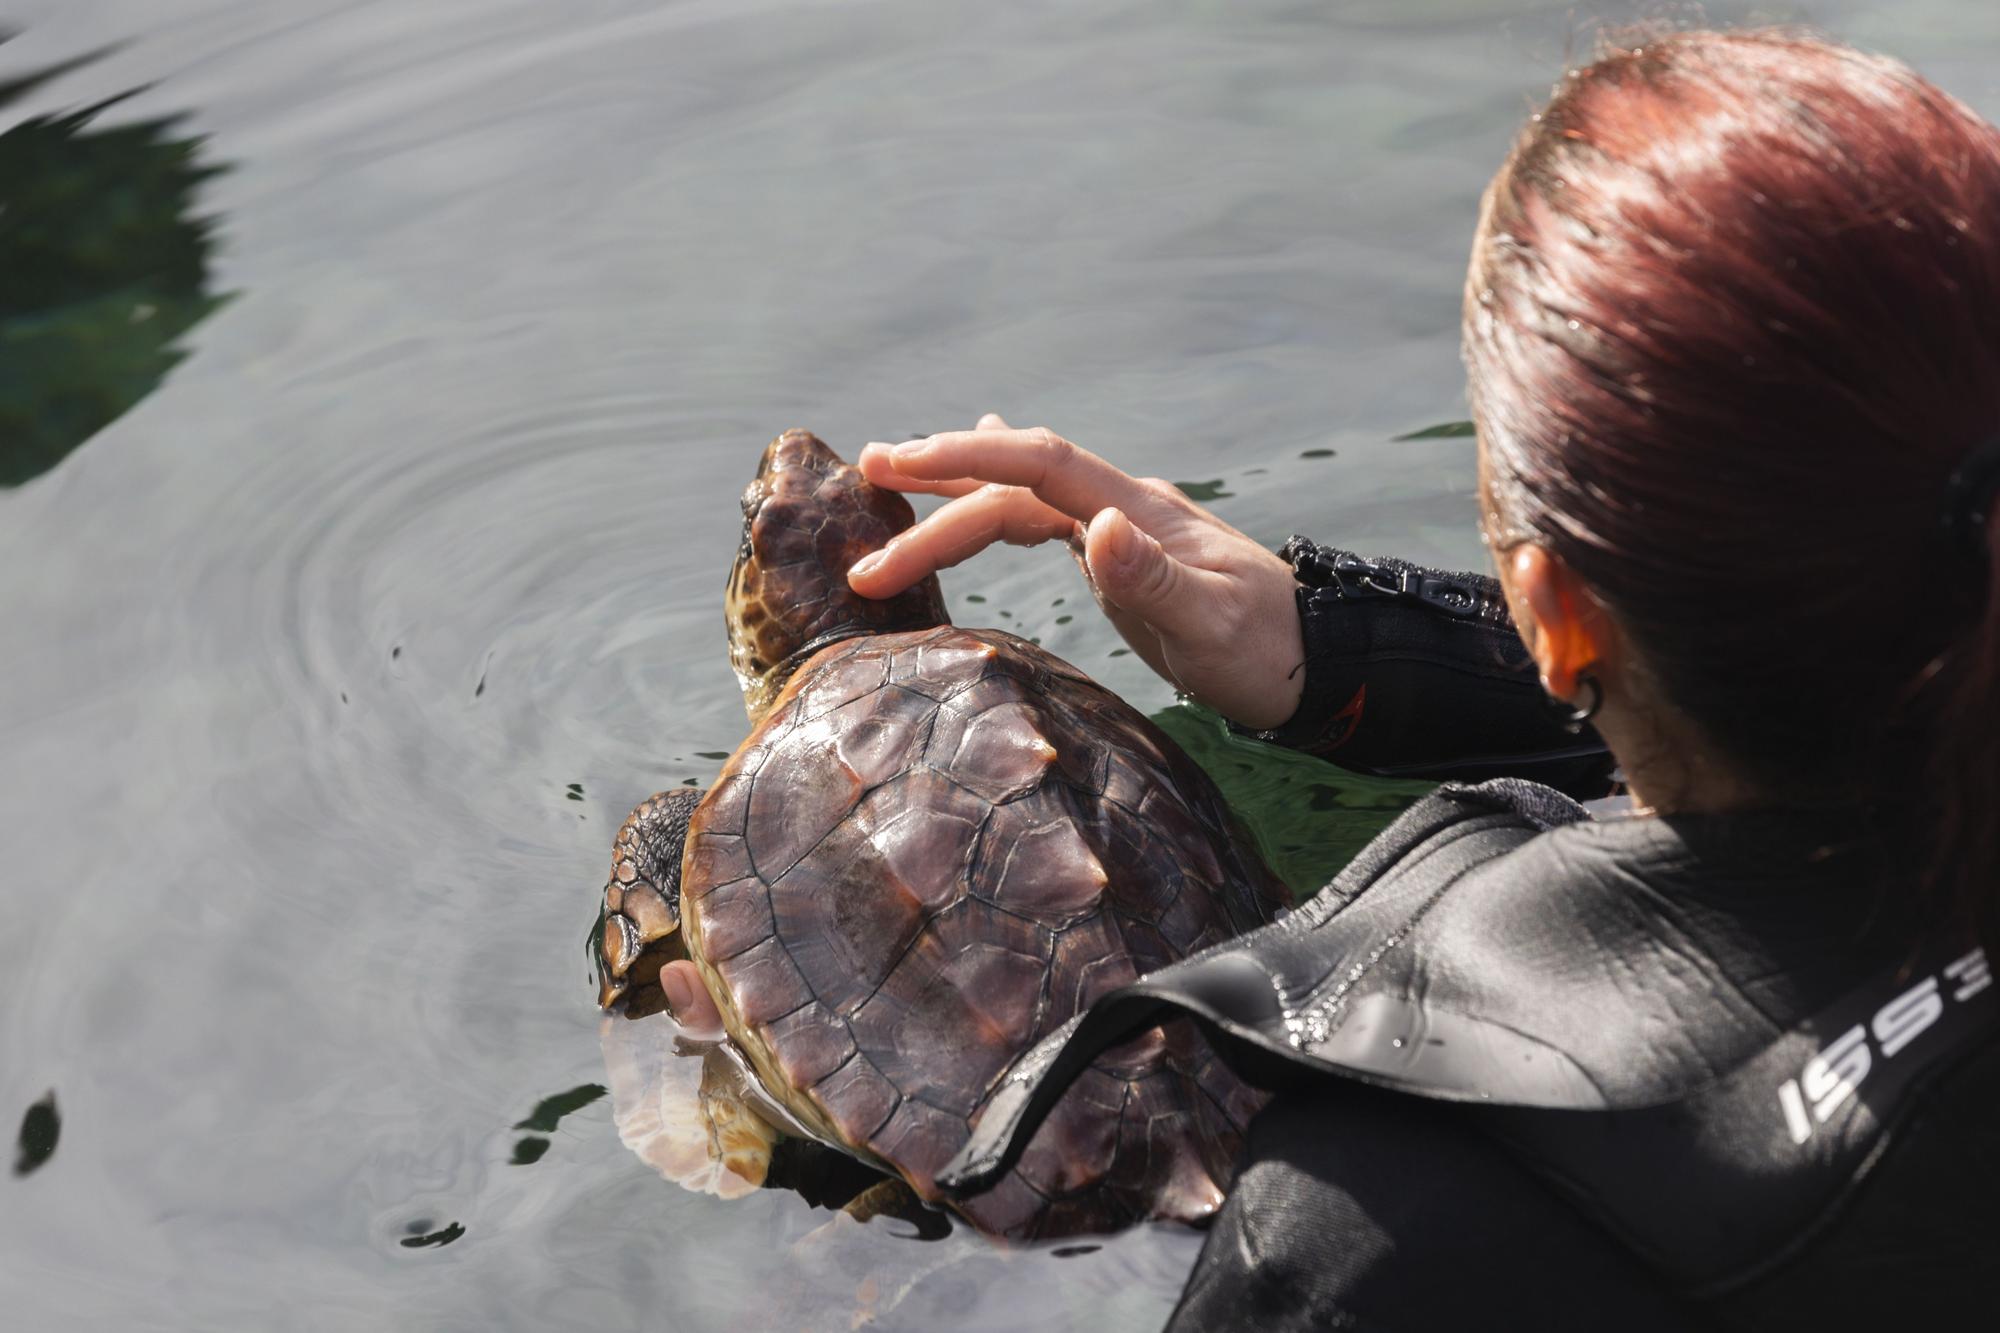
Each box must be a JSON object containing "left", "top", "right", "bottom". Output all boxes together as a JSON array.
[{"left": 1559, "top": 671, "right": 1603, "bottom": 735}]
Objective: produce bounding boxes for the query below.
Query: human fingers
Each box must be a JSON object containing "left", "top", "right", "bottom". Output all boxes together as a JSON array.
[
  {"left": 884, "top": 428, "right": 1180, "bottom": 528},
  {"left": 847, "top": 483, "right": 1076, "bottom": 597},
  {"left": 854, "top": 413, "right": 1015, "bottom": 495},
  {"left": 857, "top": 440, "right": 987, "bottom": 498}
]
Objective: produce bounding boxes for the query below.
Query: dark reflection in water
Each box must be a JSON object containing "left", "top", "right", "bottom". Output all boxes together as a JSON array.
[
  {"left": 508, "top": 1082, "right": 606, "bottom": 1165},
  {"left": 400, "top": 1220, "right": 466, "bottom": 1250},
  {"left": 0, "top": 38, "right": 226, "bottom": 486},
  {"left": 513, "top": 1082, "right": 606, "bottom": 1133},
  {"left": 13, "top": 1090, "right": 58, "bottom": 1177}
]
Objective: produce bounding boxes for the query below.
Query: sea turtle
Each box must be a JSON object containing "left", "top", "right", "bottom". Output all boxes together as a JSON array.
[{"left": 593, "top": 429, "right": 1292, "bottom": 1238}]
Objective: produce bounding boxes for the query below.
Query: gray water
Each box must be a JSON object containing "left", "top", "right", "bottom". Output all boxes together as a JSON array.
[{"left": 4, "top": 2, "right": 1996, "bottom": 1329}]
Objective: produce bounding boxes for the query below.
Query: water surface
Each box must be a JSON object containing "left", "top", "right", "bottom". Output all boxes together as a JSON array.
[{"left": 4, "top": 2, "right": 1996, "bottom": 1328}]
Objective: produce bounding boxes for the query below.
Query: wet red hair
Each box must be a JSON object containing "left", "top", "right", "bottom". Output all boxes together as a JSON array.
[{"left": 1465, "top": 30, "right": 2000, "bottom": 941}]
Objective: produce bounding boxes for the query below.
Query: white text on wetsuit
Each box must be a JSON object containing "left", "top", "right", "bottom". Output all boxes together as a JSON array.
[{"left": 1777, "top": 946, "right": 1990, "bottom": 1144}]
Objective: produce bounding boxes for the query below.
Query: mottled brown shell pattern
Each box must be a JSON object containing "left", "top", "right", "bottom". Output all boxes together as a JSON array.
[{"left": 681, "top": 625, "right": 1291, "bottom": 1239}]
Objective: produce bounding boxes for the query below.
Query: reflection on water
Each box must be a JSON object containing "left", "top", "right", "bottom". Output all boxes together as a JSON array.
[
  {"left": 600, "top": 1005, "right": 960, "bottom": 1240},
  {"left": 13, "top": 1090, "right": 58, "bottom": 1178},
  {"left": 507, "top": 1082, "right": 604, "bottom": 1166},
  {"left": 1391, "top": 419, "right": 1477, "bottom": 441},
  {"left": 1154, "top": 702, "right": 1431, "bottom": 895},
  {"left": 600, "top": 1009, "right": 794, "bottom": 1204},
  {"left": 0, "top": 39, "right": 226, "bottom": 486},
  {"left": 399, "top": 1220, "right": 465, "bottom": 1250},
  {"left": 511, "top": 1082, "right": 606, "bottom": 1132}
]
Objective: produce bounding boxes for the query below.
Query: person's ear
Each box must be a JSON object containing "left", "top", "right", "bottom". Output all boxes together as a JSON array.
[{"left": 1502, "top": 545, "right": 1611, "bottom": 698}]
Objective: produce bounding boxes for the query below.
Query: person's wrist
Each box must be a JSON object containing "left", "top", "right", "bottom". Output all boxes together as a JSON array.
[{"left": 1206, "top": 550, "right": 1306, "bottom": 729}]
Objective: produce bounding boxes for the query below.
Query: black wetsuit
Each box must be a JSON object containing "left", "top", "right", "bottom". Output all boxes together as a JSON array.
[{"left": 939, "top": 543, "right": 2000, "bottom": 1331}]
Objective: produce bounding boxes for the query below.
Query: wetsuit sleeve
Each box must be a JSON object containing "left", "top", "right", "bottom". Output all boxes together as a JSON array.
[
  {"left": 1234, "top": 537, "right": 1615, "bottom": 799},
  {"left": 1169, "top": 1084, "right": 1697, "bottom": 1333}
]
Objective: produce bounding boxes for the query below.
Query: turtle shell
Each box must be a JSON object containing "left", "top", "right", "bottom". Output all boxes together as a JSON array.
[{"left": 679, "top": 624, "right": 1291, "bottom": 1238}]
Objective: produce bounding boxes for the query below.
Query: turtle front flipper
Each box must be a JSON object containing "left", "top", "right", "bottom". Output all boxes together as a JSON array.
[{"left": 596, "top": 788, "right": 703, "bottom": 1010}]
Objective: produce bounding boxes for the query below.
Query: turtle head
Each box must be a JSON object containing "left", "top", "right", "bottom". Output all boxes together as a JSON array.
[
  {"left": 726, "top": 429, "right": 949, "bottom": 722},
  {"left": 595, "top": 788, "right": 701, "bottom": 1012}
]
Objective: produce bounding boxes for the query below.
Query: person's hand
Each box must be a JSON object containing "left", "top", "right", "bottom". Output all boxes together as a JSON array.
[{"left": 847, "top": 415, "right": 1305, "bottom": 730}]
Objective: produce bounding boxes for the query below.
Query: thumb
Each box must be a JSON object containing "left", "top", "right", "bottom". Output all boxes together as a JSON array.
[
  {"left": 659, "top": 959, "right": 724, "bottom": 1037},
  {"left": 1082, "top": 508, "right": 1214, "bottom": 640}
]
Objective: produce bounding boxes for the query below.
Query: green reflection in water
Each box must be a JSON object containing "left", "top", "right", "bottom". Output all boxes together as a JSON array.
[
  {"left": 512, "top": 1082, "right": 606, "bottom": 1133},
  {"left": 1173, "top": 478, "right": 1235, "bottom": 501},
  {"left": 1150, "top": 701, "right": 1433, "bottom": 897},
  {"left": 1391, "top": 420, "right": 1476, "bottom": 442},
  {"left": 0, "top": 38, "right": 228, "bottom": 486},
  {"left": 13, "top": 1089, "right": 58, "bottom": 1177}
]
